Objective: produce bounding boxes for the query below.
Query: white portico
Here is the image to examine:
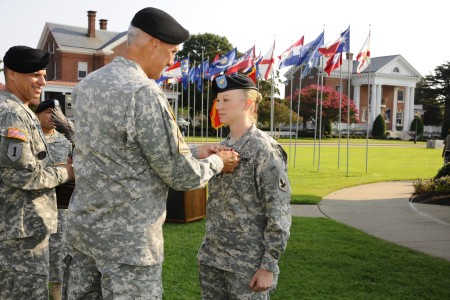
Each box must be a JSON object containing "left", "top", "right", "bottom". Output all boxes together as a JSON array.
[{"left": 351, "top": 55, "right": 421, "bottom": 132}]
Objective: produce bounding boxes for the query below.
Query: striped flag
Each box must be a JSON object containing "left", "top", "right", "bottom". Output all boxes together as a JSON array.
[
  {"left": 356, "top": 33, "right": 371, "bottom": 73},
  {"left": 209, "top": 99, "right": 223, "bottom": 130}
]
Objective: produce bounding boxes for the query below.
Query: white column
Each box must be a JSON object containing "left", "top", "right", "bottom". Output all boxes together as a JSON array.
[
  {"left": 392, "top": 87, "right": 398, "bottom": 131},
  {"left": 409, "top": 87, "right": 416, "bottom": 119},
  {"left": 371, "top": 84, "right": 377, "bottom": 124},
  {"left": 353, "top": 84, "right": 361, "bottom": 114},
  {"left": 404, "top": 87, "right": 411, "bottom": 131},
  {"left": 376, "top": 84, "right": 382, "bottom": 117}
]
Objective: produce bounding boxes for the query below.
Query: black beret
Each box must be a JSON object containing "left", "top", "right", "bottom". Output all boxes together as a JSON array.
[
  {"left": 212, "top": 74, "right": 257, "bottom": 95},
  {"left": 35, "top": 100, "right": 60, "bottom": 114},
  {"left": 131, "top": 7, "right": 189, "bottom": 45},
  {"left": 3, "top": 46, "right": 50, "bottom": 73}
]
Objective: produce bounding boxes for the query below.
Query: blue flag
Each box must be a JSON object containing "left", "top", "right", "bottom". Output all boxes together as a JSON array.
[
  {"left": 300, "top": 31, "right": 325, "bottom": 78},
  {"left": 208, "top": 48, "right": 237, "bottom": 77},
  {"left": 182, "top": 65, "right": 194, "bottom": 90},
  {"left": 336, "top": 26, "right": 350, "bottom": 54}
]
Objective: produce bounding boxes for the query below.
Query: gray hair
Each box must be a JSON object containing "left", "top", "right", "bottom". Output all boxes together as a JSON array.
[{"left": 127, "top": 24, "right": 151, "bottom": 46}]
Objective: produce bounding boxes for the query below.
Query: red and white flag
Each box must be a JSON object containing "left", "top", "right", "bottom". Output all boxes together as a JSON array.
[
  {"left": 324, "top": 52, "right": 342, "bottom": 75},
  {"left": 162, "top": 60, "right": 182, "bottom": 78},
  {"left": 356, "top": 33, "right": 371, "bottom": 73},
  {"left": 226, "top": 46, "right": 255, "bottom": 75},
  {"left": 258, "top": 41, "right": 276, "bottom": 80}
]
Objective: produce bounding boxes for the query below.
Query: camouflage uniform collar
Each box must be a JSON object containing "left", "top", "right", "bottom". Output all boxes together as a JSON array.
[
  {"left": 114, "top": 56, "right": 147, "bottom": 79},
  {"left": 225, "top": 124, "right": 256, "bottom": 151}
]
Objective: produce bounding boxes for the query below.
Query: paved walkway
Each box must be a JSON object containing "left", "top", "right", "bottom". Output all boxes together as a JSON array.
[{"left": 291, "top": 181, "right": 450, "bottom": 261}]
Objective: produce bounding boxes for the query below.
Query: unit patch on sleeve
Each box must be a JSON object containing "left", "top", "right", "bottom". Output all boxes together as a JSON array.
[
  {"left": 278, "top": 176, "right": 288, "bottom": 192},
  {"left": 7, "top": 142, "right": 23, "bottom": 162},
  {"left": 6, "top": 127, "right": 27, "bottom": 142}
]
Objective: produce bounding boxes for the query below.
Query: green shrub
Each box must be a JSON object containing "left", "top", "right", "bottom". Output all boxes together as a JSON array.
[
  {"left": 372, "top": 114, "right": 386, "bottom": 138},
  {"left": 413, "top": 178, "right": 435, "bottom": 194},
  {"left": 435, "top": 163, "right": 450, "bottom": 179},
  {"left": 434, "top": 176, "right": 450, "bottom": 193}
]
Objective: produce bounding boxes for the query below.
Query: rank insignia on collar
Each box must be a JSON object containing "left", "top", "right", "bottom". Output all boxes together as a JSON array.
[
  {"left": 279, "top": 177, "right": 287, "bottom": 192},
  {"left": 240, "top": 157, "right": 251, "bottom": 162}
]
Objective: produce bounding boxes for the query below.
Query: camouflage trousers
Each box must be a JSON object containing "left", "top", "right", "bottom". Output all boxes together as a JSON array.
[
  {"left": 0, "top": 234, "right": 50, "bottom": 300},
  {"left": 63, "top": 246, "right": 163, "bottom": 299},
  {"left": 199, "top": 264, "right": 277, "bottom": 300},
  {"left": 49, "top": 209, "right": 67, "bottom": 283}
]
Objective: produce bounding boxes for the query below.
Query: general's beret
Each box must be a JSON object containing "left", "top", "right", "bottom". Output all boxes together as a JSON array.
[
  {"left": 212, "top": 74, "right": 257, "bottom": 95},
  {"left": 35, "top": 100, "right": 60, "bottom": 114},
  {"left": 3, "top": 46, "right": 50, "bottom": 73},
  {"left": 131, "top": 7, "right": 189, "bottom": 45}
]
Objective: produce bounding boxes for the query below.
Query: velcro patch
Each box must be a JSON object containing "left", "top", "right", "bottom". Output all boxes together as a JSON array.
[
  {"left": 7, "top": 142, "right": 23, "bottom": 162},
  {"left": 6, "top": 128, "right": 27, "bottom": 142}
]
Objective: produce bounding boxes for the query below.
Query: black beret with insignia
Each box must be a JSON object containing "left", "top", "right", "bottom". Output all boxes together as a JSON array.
[
  {"left": 35, "top": 100, "right": 60, "bottom": 114},
  {"left": 3, "top": 46, "right": 50, "bottom": 73},
  {"left": 212, "top": 74, "right": 257, "bottom": 95},
  {"left": 131, "top": 7, "right": 189, "bottom": 45}
]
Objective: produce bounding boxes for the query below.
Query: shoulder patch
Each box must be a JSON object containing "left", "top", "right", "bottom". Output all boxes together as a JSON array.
[
  {"left": 7, "top": 142, "right": 23, "bottom": 162},
  {"left": 6, "top": 127, "right": 27, "bottom": 142},
  {"left": 279, "top": 176, "right": 288, "bottom": 192}
]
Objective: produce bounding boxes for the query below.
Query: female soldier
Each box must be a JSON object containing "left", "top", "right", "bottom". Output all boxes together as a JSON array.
[{"left": 198, "top": 74, "right": 292, "bottom": 299}]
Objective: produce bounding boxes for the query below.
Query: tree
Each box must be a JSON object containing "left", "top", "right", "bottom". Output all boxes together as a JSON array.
[
  {"left": 177, "top": 33, "right": 233, "bottom": 64},
  {"left": 292, "top": 84, "right": 359, "bottom": 132},
  {"left": 415, "top": 77, "right": 443, "bottom": 125},
  {"left": 372, "top": 114, "right": 386, "bottom": 138},
  {"left": 258, "top": 99, "right": 299, "bottom": 128},
  {"left": 410, "top": 116, "right": 424, "bottom": 137}
]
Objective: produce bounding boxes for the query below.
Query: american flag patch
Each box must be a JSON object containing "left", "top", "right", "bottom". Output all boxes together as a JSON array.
[{"left": 6, "top": 128, "right": 27, "bottom": 142}]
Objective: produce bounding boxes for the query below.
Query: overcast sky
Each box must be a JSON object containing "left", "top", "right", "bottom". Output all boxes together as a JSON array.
[{"left": 0, "top": 0, "right": 447, "bottom": 87}]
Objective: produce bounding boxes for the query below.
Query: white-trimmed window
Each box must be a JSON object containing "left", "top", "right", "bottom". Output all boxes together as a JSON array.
[
  {"left": 397, "top": 90, "right": 404, "bottom": 102},
  {"left": 78, "top": 62, "right": 88, "bottom": 79},
  {"left": 393, "top": 67, "right": 399, "bottom": 73},
  {"left": 396, "top": 112, "right": 403, "bottom": 126}
]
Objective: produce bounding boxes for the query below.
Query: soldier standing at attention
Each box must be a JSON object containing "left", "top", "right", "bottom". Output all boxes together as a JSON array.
[
  {"left": 0, "top": 46, "right": 74, "bottom": 299},
  {"left": 198, "top": 74, "right": 292, "bottom": 299},
  {"left": 63, "top": 7, "right": 239, "bottom": 299},
  {"left": 35, "top": 100, "right": 72, "bottom": 300}
]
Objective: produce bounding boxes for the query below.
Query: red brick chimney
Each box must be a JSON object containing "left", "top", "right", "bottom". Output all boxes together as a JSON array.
[
  {"left": 99, "top": 19, "right": 108, "bottom": 30},
  {"left": 87, "top": 10, "right": 96, "bottom": 38}
]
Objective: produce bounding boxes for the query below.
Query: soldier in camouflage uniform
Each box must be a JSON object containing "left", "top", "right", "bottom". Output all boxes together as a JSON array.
[
  {"left": 0, "top": 46, "right": 74, "bottom": 299},
  {"left": 198, "top": 74, "right": 292, "bottom": 299},
  {"left": 35, "top": 100, "right": 72, "bottom": 300},
  {"left": 63, "top": 7, "right": 239, "bottom": 299}
]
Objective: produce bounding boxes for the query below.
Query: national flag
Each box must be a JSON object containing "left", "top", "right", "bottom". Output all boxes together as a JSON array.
[
  {"left": 210, "top": 99, "right": 224, "bottom": 129},
  {"left": 324, "top": 52, "right": 342, "bottom": 75},
  {"left": 6, "top": 127, "right": 27, "bottom": 142},
  {"left": 300, "top": 31, "right": 324, "bottom": 78},
  {"left": 213, "top": 52, "right": 220, "bottom": 63},
  {"left": 182, "top": 65, "right": 195, "bottom": 90},
  {"left": 319, "top": 26, "right": 350, "bottom": 57},
  {"left": 258, "top": 42, "right": 276, "bottom": 80},
  {"left": 208, "top": 48, "right": 237, "bottom": 77},
  {"left": 278, "top": 36, "right": 304, "bottom": 68},
  {"left": 196, "top": 60, "right": 209, "bottom": 92},
  {"left": 163, "top": 60, "right": 182, "bottom": 78},
  {"left": 356, "top": 32, "right": 371, "bottom": 73},
  {"left": 243, "top": 65, "right": 257, "bottom": 83},
  {"left": 226, "top": 46, "right": 255, "bottom": 75}
]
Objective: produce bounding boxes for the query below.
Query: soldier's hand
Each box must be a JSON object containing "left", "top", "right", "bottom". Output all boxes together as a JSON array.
[
  {"left": 249, "top": 269, "right": 273, "bottom": 292},
  {"left": 197, "top": 144, "right": 229, "bottom": 159},
  {"left": 216, "top": 150, "right": 239, "bottom": 173},
  {"left": 52, "top": 106, "right": 75, "bottom": 144},
  {"left": 65, "top": 157, "right": 75, "bottom": 181}
]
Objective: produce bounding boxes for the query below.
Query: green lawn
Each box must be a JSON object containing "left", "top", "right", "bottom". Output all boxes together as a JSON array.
[
  {"left": 285, "top": 142, "right": 442, "bottom": 203},
  {"left": 160, "top": 140, "right": 449, "bottom": 299},
  {"left": 162, "top": 218, "right": 450, "bottom": 299}
]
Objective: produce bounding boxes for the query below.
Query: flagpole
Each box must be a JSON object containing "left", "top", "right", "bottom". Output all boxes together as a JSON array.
[
  {"left": 294, "top": 66, "right": 303, "bottom": 168},
  {"left": 313, "top": 66, "right": 320, "bottom": 166},
  {"left": 288, "top": 68, "right": 294, "bottom": 163},
  {"left": 187, "top": 60, "right": 191, "bottom": 142},
  {"left": 270, "top": 72, "right": 275, "bottom": 137},
  {"left": 318, "top": 56, "right": 324, "bottom": 172},
  {"left": 366, "top": 59, "right": 371, "bottom": 173},
  {"left": 346, "top": 53, "right": 352, "bottom": 177},
  {"left": 338, "top": 61, "right": 343, "bottom": 169},
  {"left": 206, "top": 57, "right": 210, "bottom": 141},
  {"left": 193, "top": 73, "right": 197, "bottom": 141},
  {"left": 200, "top": 50, "right": 204, "bottom": 143}
]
